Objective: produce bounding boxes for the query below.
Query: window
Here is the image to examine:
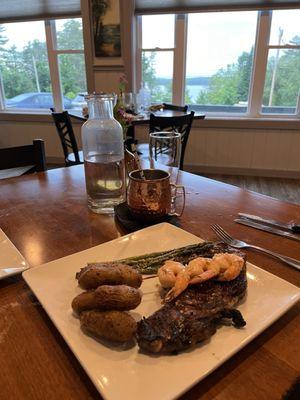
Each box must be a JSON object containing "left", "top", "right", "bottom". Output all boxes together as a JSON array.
[
  {"left": 0, "top": 18, "right": 86, "bottom": 112},
  {"left": 186, "top": 12, "right": 256, "bottom": 113},
  {"left": 137, "top": 9, "right": 300, "bottom": 118},
  {"left": 140, "top": 15, "right": 175, "bottom": 103},
  {"left": 262, "top": 10, "right": 300, "bottom": 115}
]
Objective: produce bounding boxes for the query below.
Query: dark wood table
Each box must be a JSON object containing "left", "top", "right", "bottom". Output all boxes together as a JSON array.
[
  {"left": 68, "top": 109, "right": 206, "bottom": 124},
  {"left": 0, "top": 165, "right": 299, "bottom": 400},
  {"left": 68, "top": 109, "right": 205, "bottom": 141}
]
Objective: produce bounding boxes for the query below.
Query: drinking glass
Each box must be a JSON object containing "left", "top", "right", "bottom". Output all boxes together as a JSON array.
[
  {"left": 149, "top": 131, "right": 181, "bottom": 184},
  {"left": 122, "top": 92, "right": 134, "bottom": 111}
]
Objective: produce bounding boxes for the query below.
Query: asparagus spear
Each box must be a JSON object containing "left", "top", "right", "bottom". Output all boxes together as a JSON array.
[{"left": 113, "top": 242, "right": 214, "bottom": 274}]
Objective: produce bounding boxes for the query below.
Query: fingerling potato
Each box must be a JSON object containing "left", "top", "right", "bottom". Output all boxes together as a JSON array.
[
  {"left": 80, "top": 310, "right": 137, "bottom": 343},
  {"left": 76, "top": 263, "right": 142, "bottom": 289},
  {"left": 72, "top": 285, "right": 142, "bottom": 314}
]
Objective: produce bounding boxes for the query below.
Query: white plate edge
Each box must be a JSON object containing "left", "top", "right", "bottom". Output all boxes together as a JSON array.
[{"left": 0, "top": 228, "right": 30, "bottom": 280}]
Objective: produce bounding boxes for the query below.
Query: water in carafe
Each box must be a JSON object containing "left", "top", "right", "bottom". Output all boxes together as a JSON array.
[{"left": 81, "top": 93, "right": 125, "bottom": 213}]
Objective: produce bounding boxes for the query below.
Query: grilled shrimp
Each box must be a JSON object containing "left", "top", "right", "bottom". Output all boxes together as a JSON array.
[
  {"left": 210, "top": 253, "right": 244, "bottom": 281},
  {"left": 164, "top": 257, "right": 216, "bottom": 302},
  {"left": 161, "top": 253, "right": 244, "bottom": 302},
  {"left": 157, "top": 260, "right": 186, "bottom": 288}
]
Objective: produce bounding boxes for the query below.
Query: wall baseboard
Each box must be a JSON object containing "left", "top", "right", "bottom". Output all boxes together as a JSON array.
[{"left": 184, "top": 164, "right": 300, "bottom": 179}]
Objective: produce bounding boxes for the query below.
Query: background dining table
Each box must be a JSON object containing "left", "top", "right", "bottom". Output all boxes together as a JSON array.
[{"left": 0, "top": 165, "right": 299, "bottom": 400}]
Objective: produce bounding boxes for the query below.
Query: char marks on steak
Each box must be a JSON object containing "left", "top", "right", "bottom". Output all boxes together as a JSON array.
[{"left": 137, "top": 247, "right": 247, "bottom": 354}]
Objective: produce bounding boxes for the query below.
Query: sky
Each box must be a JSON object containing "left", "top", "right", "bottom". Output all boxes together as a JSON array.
[
  {"left": 142, "top": 9, "right": 300, "bottom": 77},
  {"left": 1, "top": 19, "right": 80, "bottom": 50}
]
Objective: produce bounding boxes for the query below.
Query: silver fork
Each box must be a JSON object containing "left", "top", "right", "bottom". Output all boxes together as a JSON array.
[{"left": 211, "top": 224, "right": 300, "bottom": 271}]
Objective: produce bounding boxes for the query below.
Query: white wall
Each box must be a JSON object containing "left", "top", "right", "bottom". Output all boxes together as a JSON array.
[
  {"left": 134, "top": 125, "right": 300, "bottom": 177},
  {"left": 0, "top": 120, "right": 82, "bottom": 161},
  {"left": 0, "top": 118, "right": 299, "bottom": 177}
]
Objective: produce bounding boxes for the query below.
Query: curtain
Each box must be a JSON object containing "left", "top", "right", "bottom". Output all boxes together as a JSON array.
[
  {"left": 0, "top": 0, "right": 81, "bottom": 24},
  {"left": 135, "top": 0, "right": 300, "bottom": 14}
]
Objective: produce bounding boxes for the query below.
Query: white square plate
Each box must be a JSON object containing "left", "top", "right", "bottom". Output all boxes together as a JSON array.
[
  {"left": 0, "top": 229, "right": 29, "bottom": 280},
  {"left": 23, "top": 223, "right": 300, "bottom": 400}
]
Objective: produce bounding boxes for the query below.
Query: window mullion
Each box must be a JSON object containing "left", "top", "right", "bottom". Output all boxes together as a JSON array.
[
  {"left": 45, "top": 20, "right": 63, "bottom": 111},
  {"left": 136, "top": 16, "right": 142, "bottom": 91},
  {"left": 0, "top": 73, "right": 5, "bottom": 110},
  {"left": 247, "top": 11, "right": 272, "bottom": 117},
  {"left": 173, "top": 14, "right": 187, "bottom": 105}
]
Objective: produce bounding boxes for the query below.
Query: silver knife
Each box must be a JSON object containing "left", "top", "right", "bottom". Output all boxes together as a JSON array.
[
  {"left": 235, "top": 218, "right": 300, "bottom": 242},
  {"left": 238, "top": 213, "right": 300, "bottom": 233}
]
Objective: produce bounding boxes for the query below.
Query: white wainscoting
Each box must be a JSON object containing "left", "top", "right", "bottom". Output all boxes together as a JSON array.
[
  {"left": 134, "top": 125, "right": 300, "bottom": 178},
  {"left": 0, "top": 120, "right": 299, "bottom": 177}
]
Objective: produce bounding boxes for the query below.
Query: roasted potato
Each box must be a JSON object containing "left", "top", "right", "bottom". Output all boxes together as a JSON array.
[
  {"left": 76, "top": 263, "right": 142, "bottom": 289},
  {"left": 72, "top": 285, "right": 142, "bottom": 314},
  {"left": 80, "top": 310, "right": 137, "bottom": 343}
]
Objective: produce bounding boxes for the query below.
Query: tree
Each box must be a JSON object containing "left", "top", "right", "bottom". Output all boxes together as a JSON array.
[
  {"left": 263, "top": 36, "right": 300, "bottom": 107},
  {"left": 56, "top": 20, "right": 86, "bottom": 98},
  {"left": 57, "top": 19, "right": 84, "bottom": 49},
  {"left": 196, "top": 49, "right": 253, "bottom": 105},
  {"left": 0, "top": 20, "right": 86, "bottom": 100},
  {"left": 141, "top": 52, "right": 172, "bottom": 103},
  {"left": 0, "top": 26, "right": 8, "bottom": 50}
]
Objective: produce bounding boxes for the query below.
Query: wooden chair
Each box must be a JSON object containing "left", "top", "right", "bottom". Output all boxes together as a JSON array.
[
  {"left": 138, "top": 112, "right": 195, "bottom": 170},
  {"left": 162, "top": 103, "right": 188, "bottom": 112},
  {"left": 51, "top": 109, "right": 83, "bottom": 166},
  {"left": 0, "top": 139, "right": 46, "bottom": 179}
]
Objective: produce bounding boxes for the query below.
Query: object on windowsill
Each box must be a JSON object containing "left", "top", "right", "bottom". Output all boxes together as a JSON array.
[
  {"left": 82, "top": 106, "right": 88, "bottom": 117},
  {"left": 149, "top": 104, "right": 164, "bottom": 112}
]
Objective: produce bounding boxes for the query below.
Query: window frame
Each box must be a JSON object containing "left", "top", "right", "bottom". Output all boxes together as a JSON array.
[
  {"left": 137, "top": 9, "right": 300, "bottom": 119},
  {"left": 0, "top": 17, "right": 86, "bottom": 113}
]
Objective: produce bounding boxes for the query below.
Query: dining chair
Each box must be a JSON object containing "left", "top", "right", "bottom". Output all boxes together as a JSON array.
[
  {"left": 50, "top": 109, "right": 83, "bottom": 166},
  {"left": 162, "top": 103, "right": 188, "bottom": 112},
  {"left": 138, "top": 112, "right": 195, "bottom": 170},
  {"left": 0, "top": 139, "right": 47, "bottom": 179}
]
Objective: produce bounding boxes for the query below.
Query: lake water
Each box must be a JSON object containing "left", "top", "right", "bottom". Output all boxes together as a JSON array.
[
  {"left": 157, "top": 84, "right": 208, "bottom": 102},
  {"left": 186, "top": 85, "right": 208, "bottom": 101}
]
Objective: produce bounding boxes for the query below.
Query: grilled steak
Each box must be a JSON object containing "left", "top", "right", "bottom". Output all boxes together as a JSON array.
[{"left": 137, "top": 249, "right": 247, "bottom": 354}]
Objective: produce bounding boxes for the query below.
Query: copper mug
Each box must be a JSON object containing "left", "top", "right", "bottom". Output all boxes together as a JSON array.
[{"left": 127, "top": 169, "right": 185, "bottom": 222}]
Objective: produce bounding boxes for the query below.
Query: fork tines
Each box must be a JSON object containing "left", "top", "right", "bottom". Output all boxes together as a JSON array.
[{"left": 211, "top": 224, "right": 233, "bottom": 244}]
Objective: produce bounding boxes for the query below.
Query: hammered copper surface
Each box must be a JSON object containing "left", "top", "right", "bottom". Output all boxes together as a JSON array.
[{"left": 127, "top": 169, "right": 171, "bottom": 222}]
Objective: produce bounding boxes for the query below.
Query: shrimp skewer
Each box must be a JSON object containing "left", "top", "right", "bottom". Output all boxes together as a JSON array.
[
  {"left": 157, "top": 260, "right": 185, "bottom": 288},
  {"left": 158, "top": 253, "right": 244, "bottom": 302}
]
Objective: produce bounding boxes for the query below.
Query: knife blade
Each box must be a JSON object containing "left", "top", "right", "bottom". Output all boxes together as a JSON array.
[
  {"left": 234, "top": 218, "right": 300, "bottom": 242},
  {"left": 238, "top": 213, "right": 300, "bottom": 233}
]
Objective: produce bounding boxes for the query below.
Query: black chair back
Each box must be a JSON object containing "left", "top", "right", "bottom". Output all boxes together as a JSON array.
[
  {"left": 149, "top": 111, "right": 195, "bottom": 170},
  {"left": 162, "top": 103, "right": 188, "bottom": 112},
  {"left": 0, "top": 139, "right": 46, "bottom": 172},
  {"left": 51, "top": 110, "right": 82, "bottom": 166}
]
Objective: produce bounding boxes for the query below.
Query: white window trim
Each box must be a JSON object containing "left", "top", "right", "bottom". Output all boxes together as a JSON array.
[
  {"left": 137, "top": 9, "right": 300, "bottom": 120},
  {"left": 0, "top": 18, "right": 86, "bottom": 113}
]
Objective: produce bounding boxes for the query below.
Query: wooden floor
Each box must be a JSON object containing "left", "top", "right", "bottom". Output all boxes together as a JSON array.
[{"left": 203, "top": 175, "right": 300, "bottom": 205}]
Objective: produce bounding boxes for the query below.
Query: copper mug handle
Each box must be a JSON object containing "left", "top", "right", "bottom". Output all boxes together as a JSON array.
[{"left": 169, "top": 183, "right": 185, "bottom": 217}]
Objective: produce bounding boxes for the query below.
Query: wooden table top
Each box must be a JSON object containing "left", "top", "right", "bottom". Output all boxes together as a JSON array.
[
  {"left": 0, "top": 165, "right": 299, "bottom": 400},
  {"left": 68, "top": 108, "right": 205, "bottom": 124}
]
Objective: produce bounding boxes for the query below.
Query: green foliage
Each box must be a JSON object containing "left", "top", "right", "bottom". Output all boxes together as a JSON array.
[
  {"left": 196, "top": 48, "right": 254, "bottom": 105},
  {"left": 0, "top": 26, "right": 8, "bottom": 49},
  {"left": 185, "top": 88, "right": 192, "bottom": 104},
  {"left": 263, "top": 36, "right": 300, "bottom": 107},
  {"left": 141, "top": 52, "right": 172, "bottom": 103},
  {"left": 0, "top": 20, "right": 86, "bottom": 100}
]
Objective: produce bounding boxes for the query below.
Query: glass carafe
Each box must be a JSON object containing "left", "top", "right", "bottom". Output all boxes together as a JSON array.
[{"left": 81, "top": 93, "right": 125, "bottom": 214}]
